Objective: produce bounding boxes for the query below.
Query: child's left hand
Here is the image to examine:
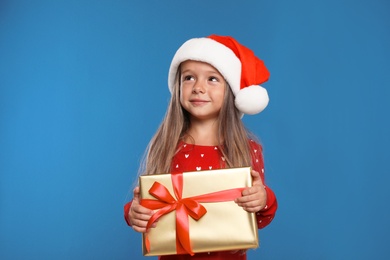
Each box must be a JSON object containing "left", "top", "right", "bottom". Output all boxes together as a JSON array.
[{"left": 235, "top": 170, "right": 267, "bottom": 213}]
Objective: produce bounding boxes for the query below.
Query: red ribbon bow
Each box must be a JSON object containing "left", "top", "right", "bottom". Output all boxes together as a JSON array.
[{"left": 141, "top": 173, "right": 245, "bottom": 255}]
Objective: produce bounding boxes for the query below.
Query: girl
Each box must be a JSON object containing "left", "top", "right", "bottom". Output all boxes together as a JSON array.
[{"left": 124, "top": 35, "right": 277, "bottom": 260}]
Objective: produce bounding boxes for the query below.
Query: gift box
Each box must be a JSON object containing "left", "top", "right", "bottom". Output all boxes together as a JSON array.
[{"left": 139, "top": 167, "right": 259, "bottom": 256}]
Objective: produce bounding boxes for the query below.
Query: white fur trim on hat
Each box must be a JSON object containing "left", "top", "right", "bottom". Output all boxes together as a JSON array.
[
  {"left": 168, "top": 38, "right": 242, "bottom": 95},
  {"left": 235, "top": 85, "right": 269, "bottom": 115}
]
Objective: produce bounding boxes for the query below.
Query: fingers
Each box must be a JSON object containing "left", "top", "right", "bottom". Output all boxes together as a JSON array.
[
  {"left": 240, "top": 185, "right": 265, "bottom": 198},
  {"left": 133, "top": 186, "right": 140, "bottom": 201},
  {"left": 235, "top": 176, "right": 267, "bottom": 213},
  {"left": 129, "top": 186, "right": 155, "bottom": 233},
  {"left": 251, "top": 170, "right": 264, "bottom": 187},
  {"left": 130, "top": 204, "right": 155, "bottom": 232},
  {"left": 236, "top": 187, "right": 266, "bottom": 212}
]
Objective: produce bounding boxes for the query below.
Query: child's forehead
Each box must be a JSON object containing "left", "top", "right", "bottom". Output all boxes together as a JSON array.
[{"left": 180, "top": 60, "right": 221, "bottom": 73}]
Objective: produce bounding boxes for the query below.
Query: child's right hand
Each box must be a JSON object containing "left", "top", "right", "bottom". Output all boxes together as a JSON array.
[{"left": 128, "top": 186, "right": 155, "bottom": 233}]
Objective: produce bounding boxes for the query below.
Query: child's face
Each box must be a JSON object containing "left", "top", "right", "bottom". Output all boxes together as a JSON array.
[{"left": 180, "top": 60, "right": 226, "bottom": 122}]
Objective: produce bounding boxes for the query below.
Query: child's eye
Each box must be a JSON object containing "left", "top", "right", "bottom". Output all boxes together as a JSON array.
[
  {"left": 183, "top": 75, "right": 194, "bottom": 81},
  {"left": 209, "top": 76, "right": 219, "bottom": 82}
]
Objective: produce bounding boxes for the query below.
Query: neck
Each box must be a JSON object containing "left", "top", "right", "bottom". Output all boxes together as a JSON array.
[{"left": 185, "top": 118, "right": 220, "bottom": 146}]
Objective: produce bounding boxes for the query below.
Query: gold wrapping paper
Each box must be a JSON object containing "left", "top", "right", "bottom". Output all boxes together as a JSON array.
[{"left": 139, "top": 167, "right": 259, "bottom": 256}]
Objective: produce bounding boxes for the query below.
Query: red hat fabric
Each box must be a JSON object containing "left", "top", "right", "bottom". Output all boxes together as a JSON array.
[{"left": 168, "top": 35, "right": 270, "bottom": 115}]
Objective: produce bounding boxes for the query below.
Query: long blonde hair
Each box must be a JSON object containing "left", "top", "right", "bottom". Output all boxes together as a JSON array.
[{"left": 140, "top": 67, "right": 257, "bottom": 176}]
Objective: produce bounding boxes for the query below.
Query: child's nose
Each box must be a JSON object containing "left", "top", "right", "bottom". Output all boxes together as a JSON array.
[{"left": 192, "top": 81, "right": 205, "bottom": 93}]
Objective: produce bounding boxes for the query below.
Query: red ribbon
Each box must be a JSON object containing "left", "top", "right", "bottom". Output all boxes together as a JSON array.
[{"left": 141, "top": 173, "right": 245, "bottom": 256}]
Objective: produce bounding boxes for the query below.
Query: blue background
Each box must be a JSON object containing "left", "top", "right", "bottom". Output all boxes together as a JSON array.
[{"left": 1, "top": 0, "right": 389, "bottom": 259}]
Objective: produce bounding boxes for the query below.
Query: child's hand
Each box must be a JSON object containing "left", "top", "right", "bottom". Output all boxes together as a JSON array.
[
  {"left": 128, "top": 186, "right": 155, "bottom": 233},
  {"left": 235, "top": 170, "right": 267, "bottom": 213}
]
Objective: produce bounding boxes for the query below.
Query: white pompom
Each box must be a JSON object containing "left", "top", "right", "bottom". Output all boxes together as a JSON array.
[{"left": 234, "top": 85, "right": 269, "bottom": 115}]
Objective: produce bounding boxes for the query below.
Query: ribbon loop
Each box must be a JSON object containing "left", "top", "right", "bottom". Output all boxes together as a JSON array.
[
  {"left": 149, "top": 182, "right": 177, "bottom": 203},
  {"left": 181, "top": 199, "right": 207, "bottom": 220}
]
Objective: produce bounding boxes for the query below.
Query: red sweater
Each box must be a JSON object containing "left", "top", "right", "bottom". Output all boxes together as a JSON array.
[{"left": 124, "top": 140, "right": 277, "bottom": 260}]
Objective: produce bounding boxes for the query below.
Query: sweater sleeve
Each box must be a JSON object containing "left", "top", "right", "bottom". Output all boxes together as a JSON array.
[
  {"left": 256, "top": 186, "right": 277, "bottom": 228},
  {"left": 249, "top": 140, "right": 278, "bottom": 229},
  {"left": 124, "top": 201, "right": 132, "bottom": 226}
]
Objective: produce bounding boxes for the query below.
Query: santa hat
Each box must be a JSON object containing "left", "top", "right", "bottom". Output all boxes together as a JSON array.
[{"left": 168, "top": 34, "right": 270, "bottom": 115}]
